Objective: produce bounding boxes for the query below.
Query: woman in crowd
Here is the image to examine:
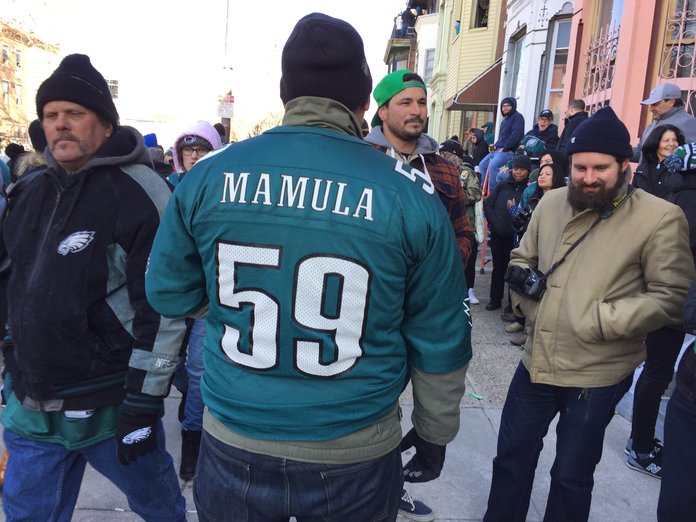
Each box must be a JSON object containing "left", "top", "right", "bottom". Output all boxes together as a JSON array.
[
  {"left": 483, "top": 154, "right": 531, "bottom": 311},
  {"left": 626, "top": 123, "right": 685, "bottom": 478},
  {"left": 633, "top": 124, "right": 683, "bottom": 198},
  {"left": 470, "top": 128, "right": 490, "bottom": 170},
  {"left": 168, "top": 120, "right": 223, "bottom": 480},
  {"left": 506, "top": 162, "right": 567, "bottom": 345}
]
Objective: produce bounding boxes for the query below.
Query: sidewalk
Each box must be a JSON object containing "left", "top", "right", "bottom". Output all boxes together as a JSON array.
[{"left": 0, "top": 390, "right": 662, "bottom": 521}]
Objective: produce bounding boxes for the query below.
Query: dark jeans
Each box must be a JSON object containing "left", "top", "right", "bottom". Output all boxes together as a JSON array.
[
  {"left": 194, "top": 431, "right": 403, "bottom": 522},
  {"left": 657, "top": 387, "right": 696, "bottom": 521},
  {"left": 630, "top": 326, "right": 684, "bottom": 453},
  {"left": 488, "top": 233, "right": 514, "bottom": 304},
  {"left": 484, "top": 362, "right": 632, "bottom": 522},
  {"left": 465, "top": 239, "right": 479, "bottom": 290}
]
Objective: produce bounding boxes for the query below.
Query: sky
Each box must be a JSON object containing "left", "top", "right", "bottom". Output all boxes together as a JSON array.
[{"left": 5, "top": 0, "right": 408, "bottom": 144}]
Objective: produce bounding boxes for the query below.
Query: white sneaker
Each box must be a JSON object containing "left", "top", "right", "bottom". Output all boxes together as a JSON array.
[{"left": 468, "top": 288, "right": 479, "bottom": 304}]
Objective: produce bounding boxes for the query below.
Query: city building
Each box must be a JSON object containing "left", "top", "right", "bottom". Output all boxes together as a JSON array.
[
  {"left": 0, "top": 20, "right": 58, "bottom": 149},
  {"left": 435, "top": 0, "right": 506, "bottom": 142},
  {"left": 561, "top": 0, "right": 696, "bottom": 146},
  {"left": 495, "top": 0, "right": 574, "bottom": 129}
]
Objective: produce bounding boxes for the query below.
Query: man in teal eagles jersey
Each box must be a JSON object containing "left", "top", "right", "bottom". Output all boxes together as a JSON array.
[{"left": 146, "top": 13, "right": 472, "bottom": 522}]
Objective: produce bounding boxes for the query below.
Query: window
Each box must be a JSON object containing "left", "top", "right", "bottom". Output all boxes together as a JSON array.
[
  {"left": 662, "top": 0, "right": 696, "bottom": 78},
  {"left": 507, "top": 31, "right": 527, "bottom": 100},
  {"left": 474, "top": 0, "right": 490, "bottom": 28},
  {"left": 107, "top": 79, "right": 118, "bottom": 99},
  {"left": 2, "top": 81, "right": 9, "bottom": 104},
  {"left": 595, "top": 0, "right": 624, "bottom": 38},
  {"left": 2, "top": 45, "right": 8, "bottom": 65},
  {"left": 423, "top": 48, "right": 435, "bottom": 84},
  {"left": 15, "top": 84, "right": 22, "bottom": 106},
  {"left": 542, "top": 19, "right": 572, "bottom": 120},
  {"left": 15, "top": 49, "right": 21, "bottom": 67}
]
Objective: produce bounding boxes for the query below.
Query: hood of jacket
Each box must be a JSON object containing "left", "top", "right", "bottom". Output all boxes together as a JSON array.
[
  {"left": 364, "top": 126, "right": 440, "bottom": 159},
  {"left": 656, "top": 106, "right": 686, "bottom": 122},
  {"left": 472, "top": 128, "right": 485, "bottom": 142},
  {"left": 483, "top": 121, "right": 495, "bottom": 144},
  {"left": 44, "top": 126, "right": 153, "bottom": 175},
  {"left": 500, "top": 97, "right": 517, "bottom": 117},
  {"left": 281, "top": 96, "right": 364, "bottom": 139},
  {"left": 172, "top": 120, "right": 224, "bottom": 173},
  {"left": 569, "top": 111, "right": 588, "bottom": 122}
]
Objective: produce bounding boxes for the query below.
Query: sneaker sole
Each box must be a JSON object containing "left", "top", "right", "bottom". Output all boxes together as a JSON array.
[
  {"left": 625, "top": 459, "right": 661, "bottom": 480},
  {"left": 398, "top": 509, "right": 436, "bottom": 522}
]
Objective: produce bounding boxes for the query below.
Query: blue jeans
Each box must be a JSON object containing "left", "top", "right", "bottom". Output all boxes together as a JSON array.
[
  {"left": 194, "top": 431, "right": 403, "bottom": 521},
  {"left": 183, "top": 318, "right": 206, "bottom": 431},
  {"left": 484, "top": 362, "right": 632, "bottom": 522},
  {"left": 480, "top": 150, "right": 513, "bottom": 193},
  {"left": 658, "top": 387, "right": 696, "bottom": 521},
  {"left": 3, "top": 420, "right": 186, "bottom": 522}
]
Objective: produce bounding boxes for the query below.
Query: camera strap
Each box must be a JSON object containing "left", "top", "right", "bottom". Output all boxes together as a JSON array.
[{"left": 543, "top": 186, "right": 635, "bottom": 281}]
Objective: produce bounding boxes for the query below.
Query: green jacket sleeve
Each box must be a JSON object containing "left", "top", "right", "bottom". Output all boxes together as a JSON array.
[{"left": 145, "top": 190, "right": 208, "bottom": 318}]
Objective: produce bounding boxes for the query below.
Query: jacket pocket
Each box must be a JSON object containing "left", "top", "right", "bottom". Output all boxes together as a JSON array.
[{"left": 574, "top": 299, "right": 605, "bottom": 343}]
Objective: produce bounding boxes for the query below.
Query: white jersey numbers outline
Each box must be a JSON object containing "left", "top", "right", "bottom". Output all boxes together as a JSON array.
[
  {"left": 216, "top": 242, "right": 371, "bottom": 378},
  {"left": 293, "top": 255, "right": 369, "bottom": 377},
  {"left": 217, "top": 242, "right": 281, "bottom": 370}
]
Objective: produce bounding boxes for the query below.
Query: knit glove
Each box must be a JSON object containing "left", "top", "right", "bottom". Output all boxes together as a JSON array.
[
  {"left": 116, "top": 393, "right": 162, "bottom": 466},
  {"left": 664, "top": 143, "right": 696, "bottom": 174},
  {"left": 400, "top": 428, "right": 446, "bottom": 483}
]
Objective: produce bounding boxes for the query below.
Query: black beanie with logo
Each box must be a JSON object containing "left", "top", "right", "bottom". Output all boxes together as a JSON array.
[
  {"left": 280, "top": 13, "right": 372, "bottom": 111},
  {"left": 36, "top": 54, "right": 119, "bottom": 128}
]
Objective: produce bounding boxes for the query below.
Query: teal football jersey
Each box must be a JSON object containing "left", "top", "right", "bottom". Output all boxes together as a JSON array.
[{"left": 147, "top": 125, "right": 472, "bottom": 441}]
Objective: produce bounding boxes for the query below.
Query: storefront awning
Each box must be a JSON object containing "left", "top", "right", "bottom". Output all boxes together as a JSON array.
[{"left": 448, "top": 59, "right": 502, "bottom": 112}]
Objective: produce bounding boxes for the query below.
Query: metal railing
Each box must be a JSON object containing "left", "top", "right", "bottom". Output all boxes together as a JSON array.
[
  {"left": 659, "top": 0, "right": 696, "bottom": 113},
  {"left": 582, "top": 24, "right": 620, "bottom": 115}
]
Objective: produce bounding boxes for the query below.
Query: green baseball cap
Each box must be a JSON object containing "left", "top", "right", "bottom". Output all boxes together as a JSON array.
[{"left": 370, "top": 69, "right": 427, "bottom": 127}]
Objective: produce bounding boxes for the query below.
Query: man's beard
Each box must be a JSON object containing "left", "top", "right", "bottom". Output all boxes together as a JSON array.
[
  {"left": 385, "top": 118, "right": 423, "bottom": 143},
  {"left": 567, "top": 168, "right": 627, "bottom": 211}
]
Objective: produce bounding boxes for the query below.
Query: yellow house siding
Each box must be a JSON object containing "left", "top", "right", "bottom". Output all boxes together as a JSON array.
[
  {"left": 436, "top": 0, "right": 503, "bottom": 140},
  {"left": 445, "top": 0, "right": 502, "bottom": 100}
]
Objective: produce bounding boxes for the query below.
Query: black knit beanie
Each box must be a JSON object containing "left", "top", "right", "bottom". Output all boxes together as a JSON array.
[
  {"left": 565, "top": 106, "right": 632, "bottom": 158},
  {"left": 280, "top": 13, "right": 372, "bottom": 111},
  {"left": 28, "top": 119, "right": 47, "bottom": 152},
  {"left": 5, "top": 143, "right": 25, "bottom": 161},
  {"left": 511, "top": 154, "right": 532, "bottom": 171},
  {"left": 440, "top": 139, "right": 465, "bottom": 160},
  {"left": 36, "top": 54, "right": 119, "bottom": 128}
]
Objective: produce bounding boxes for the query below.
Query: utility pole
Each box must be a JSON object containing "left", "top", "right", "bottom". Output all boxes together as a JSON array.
[{"left": 217, "top": 0, "right": 234, "bottom": 142}]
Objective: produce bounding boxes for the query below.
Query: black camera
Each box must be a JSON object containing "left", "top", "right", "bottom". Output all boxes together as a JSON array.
[
  {"left": 511, "top": 206, "right": 533, "bottom": 234},
  {"left": 505, "top": 265, "right": 547, "bottom": 300}
]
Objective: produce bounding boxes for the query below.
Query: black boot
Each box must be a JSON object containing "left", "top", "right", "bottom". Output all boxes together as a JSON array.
[{"left": 179, "top": 429, "right": 202, "bottom": 481}]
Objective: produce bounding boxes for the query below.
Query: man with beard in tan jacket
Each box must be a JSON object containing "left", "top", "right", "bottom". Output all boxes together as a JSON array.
[{"left": 484, "top": 106, "right": 695, "bottom": 522}]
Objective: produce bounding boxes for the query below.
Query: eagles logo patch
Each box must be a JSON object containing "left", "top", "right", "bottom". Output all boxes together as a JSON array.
[
  {"left": 57, "top": 231, "right": 95, "bottom": 256},
  {"left": 122, "top": 427, "right": 152, "bottom": 445}
]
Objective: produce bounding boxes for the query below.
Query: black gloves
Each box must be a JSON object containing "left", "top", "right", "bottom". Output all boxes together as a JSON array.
[
  {"left": 399, "top": 428, "right": 446, "bottom": 483},
  {"left": 116, "top": 394, "right": 162, "bottom": 466}
]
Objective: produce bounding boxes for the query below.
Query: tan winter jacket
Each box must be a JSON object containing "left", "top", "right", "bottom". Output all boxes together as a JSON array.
[{"left": 511, "top": 187, "right": 695, "bottom": 387}]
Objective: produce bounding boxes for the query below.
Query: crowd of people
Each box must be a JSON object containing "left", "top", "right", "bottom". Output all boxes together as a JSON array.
[{"left": 0, "top": 10, "right": 695, "bottom": 522}]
